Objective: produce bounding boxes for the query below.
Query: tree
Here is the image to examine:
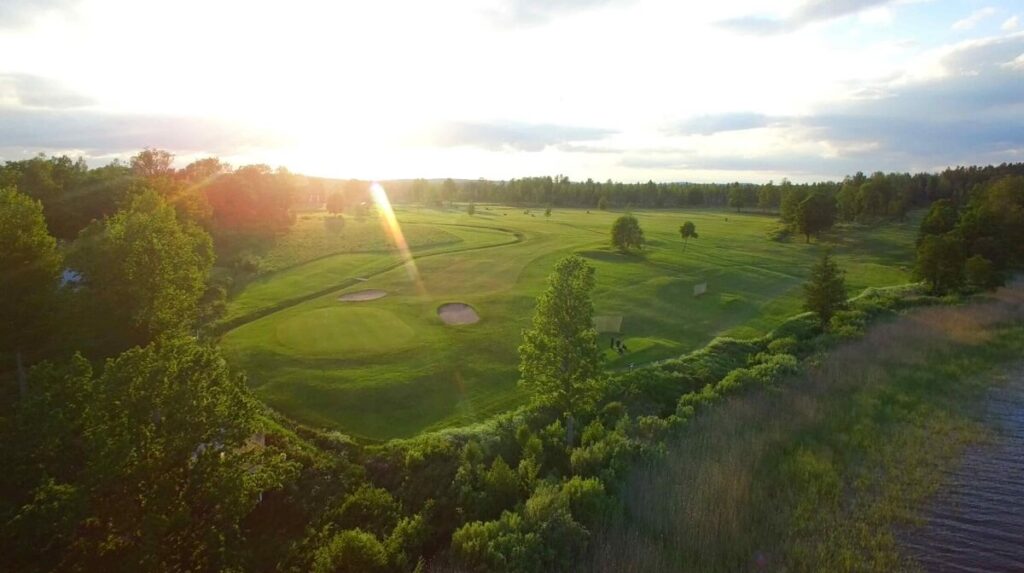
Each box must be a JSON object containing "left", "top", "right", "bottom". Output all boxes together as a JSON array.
[
  {"left": 965, "top": 255, "right": 1000, "bottom": 291},
  {"left": 610, "top": 215, "right": 644, "bottom": 252},
  {"left": 81, "top": 337, "right": 294, "bottom": 570},
  {"left": 545, "top": 206, "right": 552, "bottom": 217},
  {"left": 757, "top": 180, "right": 780, "bottom": 212},
  {"left": 794, "top": 192, "right": 836, "bottom": 243},
  {"left": 2, "top": 337, "right": 295, "bottom": 571},
  {"left": 728, "top": 186, "right": 747, "bottom": 212},
  {"left": 597, "top": 196, "right": 608, "bottom": 210},
  {"left": 313, "top": 529, "right": 388, "bottom": 573},
  {"left": 917, "top": 199, "right": 958, "bottom": 242},
  {"left": 915, "top": 233, "right": 965, "bottom": 294},
  {"left": 129, "top": 148, "right": 175, "bottom": 179},
  {"left": 804, "top": 250, "right": 847, "bottom": 329},
  {"left": 467, "top": 202, "right": 476, "bottom": 216},
  {"left": 519, "top": 255, "right": 602, "bottom": 446},
  {"left": 679, "top": 221, "right": 698, "bottom": 251},
  {"left": 0, "top": 188, "right": 62, "bottom": 396},
  {"left": 779, "top": 181, "right": 806, "bottom": 224},
  {"left": 326, "top": 192, "right": 346, "bottom": 214},
  {"left": 70, "top": 190, "right": 213, "bottom": 347}
]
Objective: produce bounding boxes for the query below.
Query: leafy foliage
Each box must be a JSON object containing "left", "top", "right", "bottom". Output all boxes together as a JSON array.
[
  {"left": 610, "top": 215, "right": 644, "bottom": 251},
  {"left": 678, "top": 220, "right": 698, "bottom": 250},
  {"left": 69, "top": 191, "right": 213, "bottom": 347},
  {"left": 519, "top": 255, "right": 602, "bottom": 437},
  {"left": 0, "top": 188, "right": 62, "bottom": 383}
]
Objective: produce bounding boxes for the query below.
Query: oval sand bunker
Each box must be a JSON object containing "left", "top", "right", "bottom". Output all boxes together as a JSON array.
[
  {"left": 437, "top": 303, "right": 480, "bottom": 325},
  {"left": 338, "top": 289, "right": 387, "bottom": 302}
]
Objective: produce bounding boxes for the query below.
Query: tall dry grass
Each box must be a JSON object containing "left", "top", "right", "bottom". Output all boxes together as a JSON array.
[{"left": 585, "top": 282, "right": 1024, "bottom": 572}]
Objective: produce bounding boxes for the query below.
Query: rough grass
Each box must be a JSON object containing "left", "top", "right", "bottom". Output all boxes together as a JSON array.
[
  {"left": 220, "top": 206, "right": 921, "bottom": 440},
  {"left": 584, "top": 283, "right": 1024, "bottom": 572}
]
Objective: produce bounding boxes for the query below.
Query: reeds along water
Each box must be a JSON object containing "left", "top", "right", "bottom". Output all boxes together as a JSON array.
[{"left": 584, "top": 281, "right": 1024, "bottom": 573}]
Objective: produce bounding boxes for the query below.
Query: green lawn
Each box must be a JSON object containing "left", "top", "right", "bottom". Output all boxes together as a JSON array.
[{"left": 219, "top": 206, "right": 920, "bottom": 440}]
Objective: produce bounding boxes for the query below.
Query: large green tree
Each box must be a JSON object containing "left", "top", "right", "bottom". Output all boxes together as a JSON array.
[
  {"left": 804, "top": 250, "right": 847, "bottom": 329},
  {"left": 610, "top": 215, "right": 644, "bottom": 252},
  {"left": 0, "top": 188, "right": 62, "bottom": 396},
  {"left": 1, "top": 337, "right": 296, "bottom": 572},
  {"left": 915, "top": 233, "right": 965, "bottom": 294},
  {"left": 519, "top": 255, "right": 602, "bottom": 446},
  {"left": 794, "top": 192, "right": 836, "bottom": 243},
  {"left": 70, "top": 190, "right": 213, "bottom": 347}
]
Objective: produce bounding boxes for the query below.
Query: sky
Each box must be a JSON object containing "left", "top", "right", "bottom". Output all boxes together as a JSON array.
[{"left": 0, "top": 0, "right": 1022, "bottom": 183}]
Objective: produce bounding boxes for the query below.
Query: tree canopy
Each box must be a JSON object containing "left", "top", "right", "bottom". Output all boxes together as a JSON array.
[
  {"left": 679, "top": 221, "right": 698, "bottom": 250},
  {"left": 69, "top": 190, "right": 213, "bottom": 347},
  {"left": 794, "top": 192, "right": 837, "bottom": 243},
  {"left": 0, "top": 188, "right": 63, "bottom": 393},
  {"left": 610, "top": 215, "right": 644, "bottom": 252},
  {"left": 518, "top": 255, "right": 602, "bottom": 444}
]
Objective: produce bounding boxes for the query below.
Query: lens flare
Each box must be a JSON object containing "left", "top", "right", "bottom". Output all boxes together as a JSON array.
[{"left": 370, "top": 182, "right": 425, "bottom": 294}]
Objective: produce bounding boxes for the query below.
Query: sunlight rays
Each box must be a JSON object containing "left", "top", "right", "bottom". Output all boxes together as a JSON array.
[{"left": 370, "top": 182, "right": 425, "bottom": 294}]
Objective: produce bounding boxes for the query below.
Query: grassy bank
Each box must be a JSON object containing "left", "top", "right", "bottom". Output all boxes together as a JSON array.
[{"left": 584, "top": 285, "right": 1024, "bottom": 572}]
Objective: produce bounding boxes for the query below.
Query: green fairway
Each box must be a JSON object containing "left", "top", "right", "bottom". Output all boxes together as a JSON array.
[
  {"left": 219, "top": 206, "right": 920, "bottom": 440},
  {"left": 274, "top": 307, "right": 416, "bottom": 358}
]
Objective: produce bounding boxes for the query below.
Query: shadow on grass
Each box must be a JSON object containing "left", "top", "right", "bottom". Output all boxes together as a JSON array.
[{"left": 579, "top": 249, "right": 648, "bottom": 264}]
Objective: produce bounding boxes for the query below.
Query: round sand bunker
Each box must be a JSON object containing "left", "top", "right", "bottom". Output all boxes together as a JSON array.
[
  {"left": 338, "top": 289, "right": 387, "bottom": 302},
  {"left": 437, "top": 303, "right": 480, "bottom": 325}
]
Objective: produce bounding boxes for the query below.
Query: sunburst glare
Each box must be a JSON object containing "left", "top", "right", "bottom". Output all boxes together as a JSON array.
[{"left": 369, "top": 182, "right": 425, "bottom": 294}]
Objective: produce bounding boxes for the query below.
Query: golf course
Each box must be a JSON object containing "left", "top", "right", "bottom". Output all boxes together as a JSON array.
[{"left": 219, "top": 204, "right": 919, "bottom": 440}]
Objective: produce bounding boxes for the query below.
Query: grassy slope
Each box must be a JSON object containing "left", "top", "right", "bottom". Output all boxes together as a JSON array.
[
  {"left": 585, "top": 286, "right": 1024, "bottom": 572},
  {"left": 220, "top": 206, "right": 919, "bottom": 440}
]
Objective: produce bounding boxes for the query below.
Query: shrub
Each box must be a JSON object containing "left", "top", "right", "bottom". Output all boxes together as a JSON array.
[
  {"left": 385, "top": 513, "right": 429, "bottom": 571},
  {"left": 560, "top": 477, "right": 610, "bottom": 526},
  {"left": 312, "top": 529, "right": 388, "bottom": 573},
  {"left": 334, "top": 485, "right": 401, "bottom": 537}
]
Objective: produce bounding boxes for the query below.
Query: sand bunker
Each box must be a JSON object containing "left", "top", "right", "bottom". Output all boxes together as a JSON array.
[
  {"left": 338, "top": 289, "right": 388, "bottom": 302},
  {"left": 438, "top": 303, "right": 480, "bottom": 325}
]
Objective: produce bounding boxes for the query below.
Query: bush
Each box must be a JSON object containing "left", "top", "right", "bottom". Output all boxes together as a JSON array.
[
  {"left": 334, "top": 485, "right": 401, "bottom": 537},
  {"left": 451, "top": 512, "right": 542, "bottom": 573},
  {"left": 560, "top": 477, "right": 610, "bottom": 526},
  {"left": 385, "top": 513, "right": 429, "bottom": 571},
  {"left": 312, "top": 529, "right": 388, "bottom": 573}
]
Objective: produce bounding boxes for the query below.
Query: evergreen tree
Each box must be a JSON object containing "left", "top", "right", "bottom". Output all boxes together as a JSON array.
[{"left": 804, "top": 250, "right": 847, "bottom": 329}]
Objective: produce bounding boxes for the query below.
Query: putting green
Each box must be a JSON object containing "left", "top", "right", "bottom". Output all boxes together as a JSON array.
[{"left": 274, "top": 307, "right": 415, "bottom": 357}]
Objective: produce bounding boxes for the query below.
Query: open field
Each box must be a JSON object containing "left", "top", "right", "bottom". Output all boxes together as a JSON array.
[{"left": 219, "top": 205, "right": 920, "bottom": 440}]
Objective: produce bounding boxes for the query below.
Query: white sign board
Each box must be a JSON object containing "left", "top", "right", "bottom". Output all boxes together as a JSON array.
[{"left": 693, "top": 282, "right": 707, "bottom": 297}]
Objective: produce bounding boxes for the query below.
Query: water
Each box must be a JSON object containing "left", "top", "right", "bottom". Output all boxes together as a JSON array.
[{"left": 901, "top": 371, "right": 1024, "bottom": 572}]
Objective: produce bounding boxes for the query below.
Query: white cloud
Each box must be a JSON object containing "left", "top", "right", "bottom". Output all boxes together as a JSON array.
[
  {"left": 1002, "top": 15, "right": 1019, "bottom": 31},
  {"left": 952, "top": 7, "right": 996, "bottom": 31}
]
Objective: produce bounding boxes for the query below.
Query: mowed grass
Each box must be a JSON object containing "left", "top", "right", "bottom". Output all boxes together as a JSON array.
[{"left": 219, "top": 205, "right": 920, "bottom": 440}]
